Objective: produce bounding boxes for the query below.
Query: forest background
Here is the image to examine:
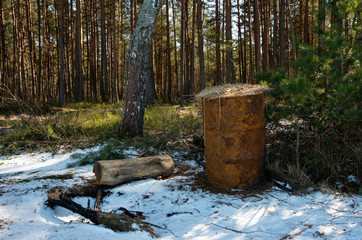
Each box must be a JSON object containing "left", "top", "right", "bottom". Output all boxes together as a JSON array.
[{"left": 0, "top": 0, "right": 361, "bottom": 191}]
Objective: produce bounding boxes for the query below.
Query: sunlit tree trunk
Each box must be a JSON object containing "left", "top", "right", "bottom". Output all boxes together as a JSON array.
[{"left": 120, "top": 0, "right": 161, "bottom": 137}]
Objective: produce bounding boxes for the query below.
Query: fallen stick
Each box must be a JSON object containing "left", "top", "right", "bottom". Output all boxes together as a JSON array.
[
  {"left": 47, "top": 188, "right": 158, "bottom": 237},
  {"left": 93, "top": 155, "right": 175, "bottom": 186}
]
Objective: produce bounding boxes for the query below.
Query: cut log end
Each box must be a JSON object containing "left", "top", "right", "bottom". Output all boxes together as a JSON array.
[{"left": 93, "top": 155, "right": 175, "bottom": 186}]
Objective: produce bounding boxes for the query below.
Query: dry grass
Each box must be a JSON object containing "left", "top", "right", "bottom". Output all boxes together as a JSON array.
[{"left": 195, "top": 84, "right": 269, "bottom": 103}]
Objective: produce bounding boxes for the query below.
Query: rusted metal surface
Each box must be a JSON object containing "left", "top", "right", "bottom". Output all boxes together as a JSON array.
[{"left": 202, "top": 92, "right": 266, "bottom": 189}]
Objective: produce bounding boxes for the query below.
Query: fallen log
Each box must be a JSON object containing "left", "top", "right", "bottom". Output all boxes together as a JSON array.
[
  {"left": 93, "top": 155, "right": 175, "bottom": 186},
  {"left": 47, "top": 188, "right": 158, "bottom": 237}
]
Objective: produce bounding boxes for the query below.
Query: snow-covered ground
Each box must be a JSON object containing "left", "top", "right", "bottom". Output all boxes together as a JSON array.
[{"left": 0, "top": 147, "right": 361, "bottom": 240}]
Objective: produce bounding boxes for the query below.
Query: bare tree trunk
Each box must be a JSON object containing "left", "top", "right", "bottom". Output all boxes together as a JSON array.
[
  {"left": 190, "top": 0, "right": 196, "bottom": 94},
  {"left": 272, "top": 0, "right": 278, "bottom": 70},
  {"left": 184, "top": 0, "right": 190, "bottom": 96},
  {"left": 59, "top": 0, "right": 65, "bottom": 106},
  {"left": 172, "top": 0, "right": 178, "bottom": 99},
  {"left": 75, "top": 0, "right": 83, "bottom": 101},
  {"left": 166, "top": 0, "right": 172, "bottom": 101},
  {"left": 180, "top": 0, "right": 184, "bottom": 103},
  {"left": 37, "top": 0, "right": 42, "bottom": 100},
  {"left": 247, "top": 0, "right": 253, "bottom": 82},
  {"left": 299, "top": 0, "right": 303, "bottom": 37},
  {"left": 243, "top": 4, "right": 248, "bottom": 82},
  {"left": 25, "top": 0, "right": 35, "bottom": 99},
  {"left": 304, "top": 0, "right": 309, "bottom": 44},
  {"left": 280, "top": 0, "right": 286, "bottom": 70},
  {"left": 0, "top": 0, "right": 6, "bottom": 88},
  {"left": 318, "top": 0, "right": 325, "bottom": 48},
  {"left": 225, "top": 0, "right": 235, "bottom": 83},
  {"left": 215, "top": 0, "right": 221, "bottom": 85},
  {"left": 197, "top": 0, "right": 206, "bottom": 90},
  {"left": 262, "top": 0, "right": 270, "bottom": 73},
  {"left": 65, "top": 0, "right": 71, "bottom": 100},
  {"left": 237, "top": 0, "right": 244, "bottom": 83},
  {"left": 112, "top": 0, "right": 119, "bottom": 102},
  {"left": 120, "top": 0, "right": 161, "bottom": 137},
  {"left": 254, "top": 0, "right": 261, "bottom": 73},
  {"left": 100, "top": 0, "right": 108, "bottom": 102},
  {"left": 286, "top": 0, "right": 297, "bottom": 78}
]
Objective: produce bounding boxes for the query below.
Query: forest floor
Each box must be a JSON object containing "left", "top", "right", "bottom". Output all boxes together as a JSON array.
[{"left": 1, "top": 144, "right": 362, "bottom": 240}]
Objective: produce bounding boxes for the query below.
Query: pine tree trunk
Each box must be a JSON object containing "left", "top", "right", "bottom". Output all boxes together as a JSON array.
[
  {"left": 184, "top": 0, "right": 190, "bottom": 96},
  {"left": 172, "top": 0, "right": 178, "bottom": 99},
  {"left": 286, "top": 0, "right": 297, "bottom": 78},
  {"left": 225, "top": 0, "right": 235, "bottom": 83},
  {"left": 25, "top": 0, "right": 35, "bottom": 99},
  {"left": 113, "top": 0, "right": 119, "bottom": 102},
  {"left": 280, "top": 0, "right": 286, "bottom": 70},
  {"left": 59, "top": 0, "right": 65, "bottom": 106},
  {"left": 272, "top": 0, "right": 278, "bottom": 70},
  {"left": 262, "top": 0, "right": 270, "bottom": 73},
  {"left": 0, "top": 0, "right": 6, "bottom": 89},
  {"left": 37, "top": 0, "right": 42, "bottom": 100},
  {"left": 190, "top": 0, "right": 196, "bottom": 94},
  {"left": 180, "top": 0, "right": 184, "bottom": 103},
  {"left": 166, "top": 0, "right": 172, "bottom": 101},
  {"left": 243, "top": 4, "right": 248, "bottom": 82},
  {"left": 75, "top": 0, "right": 83, "bottom": 101},
  {"left": 215, "top": 0, "right": 221, "bottom": 85},
  {"left": 247, "top": 0, "right": 253, "bottom": 82},
  {"left": 100, "top": 0, "right": 108, "bottom": 102},
  {"left": 304, "top": 0, "right": 309, "bottom": 44},
  {"left": 197, "top": 0, "right": 206, "bottom": 90},
  {"left": 65, "top": 0, "right": 71, "bottom": 100},
  {"left": 120, "top": 0, "right": 161, "bottom": 137},
  {"left": 254, "top": 0, "right": 261, "bottom": 73}
]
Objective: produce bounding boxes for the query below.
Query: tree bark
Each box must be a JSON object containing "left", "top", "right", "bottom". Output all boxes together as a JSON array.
[
  {"left": 93, "top": 155, "right": 175, "bottom": 186},
  {"left": 197, "top": 0, "right": 206, "bottom": 90},
  {"left": 59, "top": 0, "right": 65, "bottom": 106},
  {"left": 184, "top": 0, "right": 190, "bottom": 96},
  {"left": 25, "top": 0, "right": 35, "bottom": 99},
  {"left": 280, "top": 0, "right": 286, "bottom": 70},
  {"left": 254, "top": 0, "right": 261, "bottom": 73},
  {"left": 180, "top": 0, "right": 185, "bottom": 103},
  {"left": 262, "top": 0, "right": 270, "bottom": 73},
  {"left": 225, "top": 0, "right": 235, "bottom": 83},
  {"left": 272, "top": 0, "right": 278, "bottom": 70},
  {"left": 215, "top": 0, "right": 221, "bottom": 85},
  {"left": 75, "top": 0, "right": 83, "bottom": 101},
  {"left": 286, "top": 0, "right": 297, "bottom": 78},
  {"left": 172, "top": 0, "right": 178, "bottom": 99},
  {"left": 318, "top": 0, "right": 326, "bottom": 48},
  {"left": 100, "top": 0, "right": 108, "bottom": 102},
  {"left": 37, "top": 0, "right": 42, "bottom": 100},
  {"left": 112, "top": 0, "right": 119, "bottom": 102},
  {"left": 0, "top": 0, "right": 5, "bottom": 89},
  {"left": 166, "top": 0, "right": 172, "bottom": 101},
  {"left": 247, "top": 0, "right": 253, "bottom": 82},
  {"left": 304, "top": 0, "right": 309, "bottom": 44},
  {"left": 190, "top": 0, "right": 196, "bottom": 94},
  {"left": 120, "top": 0, "right": 161, "bottom": 137}
]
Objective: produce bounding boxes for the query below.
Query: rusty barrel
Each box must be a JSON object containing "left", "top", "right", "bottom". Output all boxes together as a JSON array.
[{"left": 202, "top": 92, "right": 266, "bottom": 189}]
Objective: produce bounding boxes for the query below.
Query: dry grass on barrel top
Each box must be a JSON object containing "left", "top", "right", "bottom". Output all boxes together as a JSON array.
[{"left": 195, "top": 84, "right": 269, "bottom": 103}]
